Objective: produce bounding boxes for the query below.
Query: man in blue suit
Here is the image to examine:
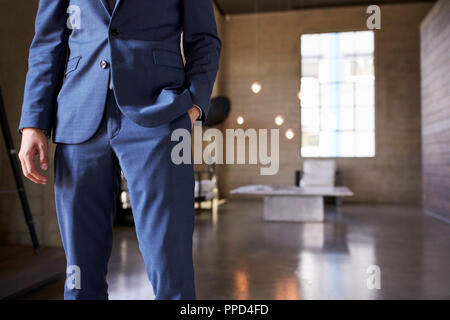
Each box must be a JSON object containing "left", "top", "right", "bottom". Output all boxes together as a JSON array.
[{"left": 18, "top": 0, "right": 221, "bottom": 300}]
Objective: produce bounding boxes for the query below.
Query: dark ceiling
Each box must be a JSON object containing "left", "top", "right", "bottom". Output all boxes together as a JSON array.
[{"left": 213, "top": 0, "right": 436, "bottom": 14}]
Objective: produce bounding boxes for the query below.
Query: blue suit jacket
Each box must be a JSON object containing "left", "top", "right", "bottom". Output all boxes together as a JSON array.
[{"left": 19, "top": 0, "right": 221, "bottom": 144}]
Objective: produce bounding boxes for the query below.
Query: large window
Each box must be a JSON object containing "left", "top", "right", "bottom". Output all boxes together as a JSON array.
[{"left": 300, "top": 31, "right": 375, "bottom": 157}]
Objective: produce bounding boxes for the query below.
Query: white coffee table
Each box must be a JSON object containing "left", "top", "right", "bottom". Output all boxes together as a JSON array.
[{"left": 230, "top": 185, "right": 354, "bottom": 222}]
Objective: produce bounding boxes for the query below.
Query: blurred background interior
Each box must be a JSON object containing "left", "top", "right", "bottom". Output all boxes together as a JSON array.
[{"left": 0, "top": 0, "right": 449, "bottom": 299}]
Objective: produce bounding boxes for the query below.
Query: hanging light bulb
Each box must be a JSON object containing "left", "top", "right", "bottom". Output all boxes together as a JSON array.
[
  {"left": 251, "top": 81, "right": 262, "bottom": 94},
  {"left": 251, "top": 0, "right": 261, "bottom": 96},
  {"left": 285, "top": 128, "right": 295, "bottom": 140},
  {"left": 275, "top": 115, "right": 284, "bottom": 126},
  {"left": 236, "top": 116, "right": 245, "bottom": 125}
]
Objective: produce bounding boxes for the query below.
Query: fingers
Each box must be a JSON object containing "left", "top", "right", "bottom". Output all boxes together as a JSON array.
[
  {"left": 19, "top": 147, "right": 48, "bottom": 185},
  {"left": 23, "top": 149, "right": 47, "bottom": 184},
  {"left": 187, "top": 106, "right": 200, "bottom": 128},
  {"left": 19, "top": 128, "right": 48, "bottom": 184},
  {"left": 19, "top": 152, "right": 41, "bottom": 184},
  {"left": 38, "top": 143, "right": 48, "bottom": 171},
  {"left": 19, "top": 157, "right": 39, "bottom": 184},
  {"left": 187, "top": 112, "right": 196, "bottom": 129}
]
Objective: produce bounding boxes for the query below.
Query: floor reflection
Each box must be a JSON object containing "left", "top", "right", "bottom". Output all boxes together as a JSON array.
[
  {"left": 274, "top": 277, "right": 300, "bottom": 300},
  {"left": 20, "top": 200, "right": 450, "bottom": 300},
  {"left": 233, "top": 270, "right": 249, "bottom": 300},
  {"left": 106, "top": 227, "right": 155, "bottom": 300}
]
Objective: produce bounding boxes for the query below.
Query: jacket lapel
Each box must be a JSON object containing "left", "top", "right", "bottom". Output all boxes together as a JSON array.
[
  {"left": 99, "top": 0, "right": 121, "bottom": 17},
  {"left": 99, "top": 0, "right": 111, "bottom": 16}
]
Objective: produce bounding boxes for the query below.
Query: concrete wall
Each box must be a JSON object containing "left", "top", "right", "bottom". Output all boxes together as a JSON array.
[
  {"left": 421, "top": 0, "right": 450, "bottom": 221},
  {"left": 212, "top": 3, "right": 225, "bottom": 97},
  {"left": 0, "top": 0, "right": 60, "bottom": 246},
  {"left": 215, "top": 3, "right": 433, "bottom": 203}
]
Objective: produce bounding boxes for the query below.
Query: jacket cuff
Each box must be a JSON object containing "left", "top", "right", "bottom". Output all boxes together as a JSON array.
[
  {"left": 188, "top": 81, "right": 213, "bottom": 123},
  {"left": 18, "top": 125, "right": 51, "bottom": 139}
]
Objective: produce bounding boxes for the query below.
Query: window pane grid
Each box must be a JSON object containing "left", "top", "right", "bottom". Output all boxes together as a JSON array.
[{"left": 300, "top": 31, "right": 375, "bottom": 158}]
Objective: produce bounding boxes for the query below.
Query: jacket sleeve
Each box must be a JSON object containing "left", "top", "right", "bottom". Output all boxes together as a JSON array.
[
  {"left": 19, "top": 0, "right": 70, "bottom": 138},
  {"left": 182, "top": 0, "right": 222, "bottom": 122}
]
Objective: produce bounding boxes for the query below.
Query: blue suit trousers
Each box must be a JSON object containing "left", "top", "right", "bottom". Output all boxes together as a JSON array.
[{"left": 54, "top": 89, "right": 195, "bottom": 300}]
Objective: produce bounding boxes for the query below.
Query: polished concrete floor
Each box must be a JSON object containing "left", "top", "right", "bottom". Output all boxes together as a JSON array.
[{"left": 20, "top": 199, "right": 450, "bottom": 299}]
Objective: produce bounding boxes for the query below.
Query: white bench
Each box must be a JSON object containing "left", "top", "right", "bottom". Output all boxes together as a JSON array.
[{"left": 230, "top": 185, "right": 353, "bottom": 222}]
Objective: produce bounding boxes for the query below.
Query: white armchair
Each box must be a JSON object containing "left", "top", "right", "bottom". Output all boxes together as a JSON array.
[
  {"left": 295, "top": 159, "right": 343, "bottom": 209},
  {"left": 195, "top": 180, "right": 216, "bottom": 200},
  {"left": 300, "top": 159, "right": 336, "bottom": 187}
]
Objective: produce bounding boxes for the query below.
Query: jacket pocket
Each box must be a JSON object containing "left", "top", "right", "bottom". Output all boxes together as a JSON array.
[
  {"left": 65, "top": 56, "right": 81, "bottom": 75},
  {"left": 153, "top": 49, "right": 184, "bottom": 70}
]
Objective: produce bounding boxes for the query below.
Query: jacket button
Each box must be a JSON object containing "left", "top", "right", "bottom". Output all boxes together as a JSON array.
[
  {"left": 110, "top": 28, "right": 119, "bottom": 37},
  {"left": 100, "top": 60, "right": 109, "bottom": 69}
]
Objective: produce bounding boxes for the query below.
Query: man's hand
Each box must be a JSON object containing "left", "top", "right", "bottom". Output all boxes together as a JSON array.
[
  {"left": 18, "top": 128, "right": 48, "bottom": 184},
  {"left": 187, "top": 105, "right": 201, "bottom": 128}
]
